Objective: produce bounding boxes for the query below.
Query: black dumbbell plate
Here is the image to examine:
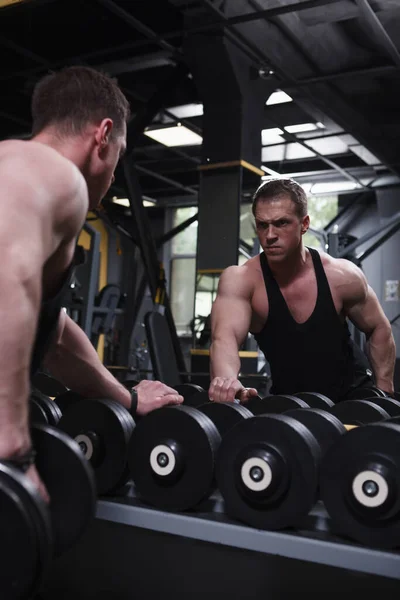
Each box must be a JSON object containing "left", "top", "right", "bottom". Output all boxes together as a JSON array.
[
  {"left": 31, "top": 389, "right": 62, "bottom": 426},
  {"left": 58, "top": 398, "right": 135, "bottom": 496},
  {"left": 329, "top": 400, "right": 390, "bottom": 425},
  {"left": 246, "top": 394, "right": 309, "bottom": 415},
  {"left": 32, "top": 423, "right": 97, "bottom": 557},
  {"left": 285, "top": 408, "right": 346, "bottom": 458},
  {"left": 0, "top": 462, "right": 52, "bottom": 599},
  {"left": 197, "top": 401, "right": 253, "bottom": 438},
  {"left": 294, "top": 392, "right": 334, "bottom": 409},
  {"left": 128, "top": 405, "right": 221, "bottom": 511},
  {"left": 320, "top": 422, "right": 400, "bottom": 548},
  {"left": 216, "top": 414, "right": 319, "bottom": 529}
]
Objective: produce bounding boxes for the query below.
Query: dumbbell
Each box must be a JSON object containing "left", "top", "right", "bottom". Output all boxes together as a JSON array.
[
  {"left": 0, "top": 423, "right": 96, "bottom": 599},
  {"left": 52, "top": 389, "right": 85, "bottom": 416},
  {"left": 31, "top": 371, "right": 68, "bottom": 397},
  {"left": 327, "top": 399, "right": 397, "bottom": 425},
  {"left": 187, "top": 390, "right": 334, "bottom": 414},
  {"left": 215, "top": 408, "right": 346, "bottom": 531},
  {"left": 320, "top": 419, "right": 400, "bottom": 549},
  {"left": 128, "top": 405, "right": 221, "bottom": 511},
  {"left": 345, "top": 385, "right": 389, "bottom": 400},
  {"left": 58, "top": 398, "right": 136, "bottom": 495},
  {"left": 170, "top": 384, "right": 206, "bottom": 407},
  {"left": 194, "top": 392, "right": 334, "bottom": 439},
  {"left": 245, "top": 392, "right": 334, "bottom": 414},
  {"left": 30, "top": 388, "right": 63, "bottom": 426}
]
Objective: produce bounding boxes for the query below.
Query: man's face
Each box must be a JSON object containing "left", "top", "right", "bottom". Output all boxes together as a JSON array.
[{"left": 254, "top": 194, "right": 309, "bottom": 262}]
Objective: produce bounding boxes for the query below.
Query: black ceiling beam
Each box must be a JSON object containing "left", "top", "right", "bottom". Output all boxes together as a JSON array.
[
  {"left": 95, "top": 0, "right": 182, "bottom": 58},
  {"left": 135, "top": 164, "right": 198, "bottom": 196},
  {"left": 356, "top": 0, "right": 400, "bottom": 68},
  {"left": 137, "top": 145, "right": 201, "bottom": 167},
  {"left": 0, "top": 38, "right": 165, "bottom": 84},
  {"left": 200, "top": 0, "right": 368, "bottom": 189},
  {"left": 285, "top": 64, "right": 398, "bottom": 87},
  {"left": 0, "top": 34, "right": 51, "bottom": 67},
  {"left": 121, "top": 69, "right": 202, "bottom": 167},
  {"left": 126, "top": 62, "right": 189, "bottom": 149},
  {"left": 164, "top": 0, "right": 341, "bottom": 38},
  {"left": 199, "top": 0, "right": 400, "bottom": 177}
]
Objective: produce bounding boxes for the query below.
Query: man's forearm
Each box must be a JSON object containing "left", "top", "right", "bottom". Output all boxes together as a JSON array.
[
  {"left": 210, "top": 339, "right": 241, "bottom": 379},
  {"left": 365, "top": 324, "right": 396, "bottom": 393},
  {"left": 0, "top": 280, "right": 39, "bottom": 457},
  {"left": 43, "top": 315, "right": 131, "bottom": 409}
]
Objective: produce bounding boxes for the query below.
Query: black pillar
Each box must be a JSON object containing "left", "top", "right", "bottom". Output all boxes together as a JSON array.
[{"left": 183, "top": 26, "right": 270, "bottom": 272}]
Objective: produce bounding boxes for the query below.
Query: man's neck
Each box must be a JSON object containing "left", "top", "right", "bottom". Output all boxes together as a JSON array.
[
  {"left": 32, "top": 129, "right": 90, "bottom": 173},
  {"left": 267, "top": 244, "right": 309, "bottom": 284}
]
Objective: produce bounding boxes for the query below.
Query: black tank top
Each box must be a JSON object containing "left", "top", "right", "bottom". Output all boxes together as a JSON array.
[
  {"left": 30, "top": 247, "right": 81, "bottom": 378},
  {"left": 253, "top": 248, "right": 372, "bottom": 402}
]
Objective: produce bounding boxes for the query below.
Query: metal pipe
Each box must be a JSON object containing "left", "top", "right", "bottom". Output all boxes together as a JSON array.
[
  {"left": 135, "top": 164, "right": 198, "bottom": 196},
  {"left": 156, "top": 213, "right": 198, "bottom": 247},
  {"left": 337, "top": 211, "right": 400, "bottom": 258},
  {"left": 356, "top": 220, "right": 400, "bottom": 262},
  {"left": 324, "top": 193, "right": 366, "bottom": 232}
]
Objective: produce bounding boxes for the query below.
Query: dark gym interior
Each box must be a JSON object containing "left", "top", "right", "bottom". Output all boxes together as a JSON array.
[{"left": 1, "top": 0, "right": 400, "bottom": 598}]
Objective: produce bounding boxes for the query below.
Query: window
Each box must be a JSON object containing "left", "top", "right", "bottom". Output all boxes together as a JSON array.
[
  {"left": 170, "top": 207, "right": 198, "bottom": 336},
  {"left": 304, "top": 194, "right": 338, "bottom": 249},
  {"left": 170, "top": 257, "right": 196, "bottom": 336}
]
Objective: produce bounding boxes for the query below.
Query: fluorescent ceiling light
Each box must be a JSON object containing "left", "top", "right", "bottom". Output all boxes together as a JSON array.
[
  {"left": 167, "top": 103, "right": 204, "bottom": 119},
  {"left": 310, "top": 181, "right": 361, "bottom": 194},
  {"left": 262, "top": 143, "right": 316, "bottom": 163},
  {"left": 261, "top": 177, "right": 313, "bottom": 194},
  {"left": 144, "top": 123, "right": 203, "bottom": 147},
  {"left": 349, "top": 144, "right": 380, "bottom": 166},
  {"left": 112, "top": 197, "right": 130, "bottom": 207},
  {"left": 285, "top": 122, "right": 323, "bottom": 134},
  {"left": 261, "top": 127, "right": 284, "bottom": 145},
  {"left": 266, "top": 90, "right": 293, "bottom": 105},
  {"left": 111, "top": 196, "right": 156, "bottom": 208},
  {"left": 306, "top": 136, "right": 348, "bottom": 155}
]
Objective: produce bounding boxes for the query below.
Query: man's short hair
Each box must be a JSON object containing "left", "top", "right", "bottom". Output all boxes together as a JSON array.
[
  {"left": 252, "top": 178, "right": 308, "bottom": 219},
  {"left": 31, "top": 65, "right": 130, "bottom": 138}
]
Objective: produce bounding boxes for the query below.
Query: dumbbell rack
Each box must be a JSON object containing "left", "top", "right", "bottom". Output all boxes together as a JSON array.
[{"left": 39, "top": 486, "right": 400, "bottom": 599}]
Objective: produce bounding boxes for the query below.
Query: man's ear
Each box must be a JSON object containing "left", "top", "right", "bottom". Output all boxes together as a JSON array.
[
  {"left": 301, "top": 214, "right": 310, "bottom": 234},
  {"left": 96, "top": 118, "right": 114, "bottom": 148}
]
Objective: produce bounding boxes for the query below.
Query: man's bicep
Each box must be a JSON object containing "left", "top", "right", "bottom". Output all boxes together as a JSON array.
[
  {"left": 211, "top": 293, "right": 252, "bottom": 346},
  {"left": 346, "top": 286, "right": 388, "bottom": 335}
]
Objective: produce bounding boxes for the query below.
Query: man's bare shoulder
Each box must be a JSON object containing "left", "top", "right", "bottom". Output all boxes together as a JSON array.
[
  {"left": 218, "top": 256, "right": 260, "bottom": 296},
  {"left": 0, "top": 140, "right": 88, "bottom": 248},
  {"left": 317, "top": 249, "right": 367, "bottom": 299},
  {"left": 0, "top": 140, "right": 85, "bottom": 200}
]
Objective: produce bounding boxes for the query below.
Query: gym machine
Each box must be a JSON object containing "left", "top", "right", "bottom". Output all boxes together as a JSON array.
[{"left": 62, "top": 222, "right": 125, "bottom": 350}]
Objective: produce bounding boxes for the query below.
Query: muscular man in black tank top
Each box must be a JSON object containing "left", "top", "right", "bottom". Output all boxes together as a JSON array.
[{"left": 209, "top": 178, "right": 395, "bottom": 405}]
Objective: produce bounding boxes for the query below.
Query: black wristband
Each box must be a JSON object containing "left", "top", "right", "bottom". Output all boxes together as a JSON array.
[
  {"left": 4, "top": 448, "right": 37, "bottom": 473},
  {"left": 130, "top": 388, "right": 138, "bottom": 419}
]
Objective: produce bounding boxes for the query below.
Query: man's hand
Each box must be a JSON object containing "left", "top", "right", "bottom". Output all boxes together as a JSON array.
[
  {"left": 134, "top": 380, "right": 184, "bottom": 417},
  {"left": 208, "top": 377, "right": 258, "bottom": 403}
]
